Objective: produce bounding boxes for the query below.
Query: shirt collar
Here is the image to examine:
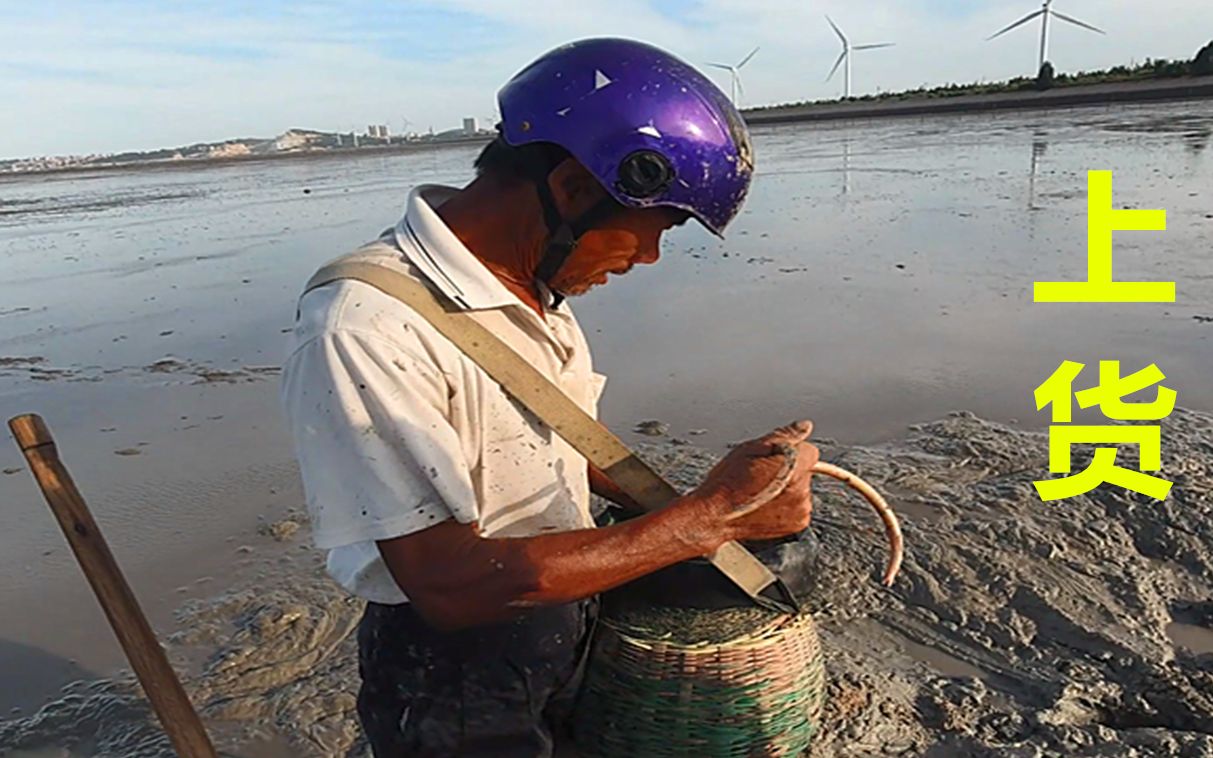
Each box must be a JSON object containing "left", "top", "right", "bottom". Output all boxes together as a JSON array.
[{"left": 394, "top": 184, "right": 563, "bottom": 314}]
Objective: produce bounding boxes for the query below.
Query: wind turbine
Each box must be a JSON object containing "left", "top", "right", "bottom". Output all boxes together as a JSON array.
[
  {"left": 987, "top": 0, "right": 1105, "bottom": 73},
  {"left": 707, "top": 47, "right": 759, "bottom": 107},
  {"left": 825, "top": 16, "right": 894, "bottom": 99}
]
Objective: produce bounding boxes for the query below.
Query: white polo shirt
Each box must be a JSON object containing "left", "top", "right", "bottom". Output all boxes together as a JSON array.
[{"left": 280, "top": 185, "right": 605, "bottom": 604}]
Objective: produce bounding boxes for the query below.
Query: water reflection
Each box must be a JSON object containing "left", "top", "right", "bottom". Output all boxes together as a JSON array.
[
  {"left": 841, "top": 137, "right": 852, "bottom": 197},
  {"left": 1184, "top": 128, "right": 1210, "bottom": 156},
  {"left": 1028, "top": 133, "right": 1048, "bottom": 210}
]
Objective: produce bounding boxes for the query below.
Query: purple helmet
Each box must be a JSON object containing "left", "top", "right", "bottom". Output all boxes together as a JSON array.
[{"left": 497, "top": 38, "right": 754, "bottom": 236}]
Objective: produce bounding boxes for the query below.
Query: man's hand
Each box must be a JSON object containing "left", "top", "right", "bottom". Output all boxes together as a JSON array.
[{"left": 687, "top": 419, "right": 818, "bottom": 544}]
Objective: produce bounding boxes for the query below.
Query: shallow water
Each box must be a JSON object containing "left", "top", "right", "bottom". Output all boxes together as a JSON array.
[
  {"left": 2, "top": 102, "right": 1211, "bottom": 448},
  {"left": 898, "top": 637, "right": 989, "bottom": 680},
  {"left": 1167, "top": 621, "right": 1213, "bottom": 655},
  {"left": 1, "top": 100, "right": 1211, "bottom": 718}
]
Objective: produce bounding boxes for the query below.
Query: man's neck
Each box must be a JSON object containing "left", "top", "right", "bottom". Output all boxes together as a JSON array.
[{"left": 433, "top": 177, "right": 549, "bottom": 318}]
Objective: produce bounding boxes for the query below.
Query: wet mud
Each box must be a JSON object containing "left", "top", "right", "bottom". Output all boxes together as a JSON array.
[
  {"left": 3, "top": 409, "right": 1211, "bottom": 756},
  {"left": 0, "top": 356, "right": 281, "bottom": 385},
  {"left": 0, "top": 189, "right": 207, "bottom": 222}
]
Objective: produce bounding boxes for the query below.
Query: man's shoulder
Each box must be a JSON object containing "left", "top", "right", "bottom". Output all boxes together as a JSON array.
[
  {"left": 312, "top": 229, "right": 419, "bottom": 283},
  {"left": 292, "top": 234, "right": 437, "bottom": 351}
]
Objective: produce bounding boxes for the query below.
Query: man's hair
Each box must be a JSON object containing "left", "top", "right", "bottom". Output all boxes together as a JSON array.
[{"left": 473, "top": 136, "right": 571, "bottom": 181}]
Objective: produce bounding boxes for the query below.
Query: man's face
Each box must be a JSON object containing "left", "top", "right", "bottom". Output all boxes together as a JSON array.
[{"left": 549, "top": 206, "right": 690, "bottom": 297}]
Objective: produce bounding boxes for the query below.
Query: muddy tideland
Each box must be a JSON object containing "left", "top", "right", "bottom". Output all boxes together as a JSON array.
[
  {"left": 2, "top": 101, "right": 1212, "bottom": 756},
  {"left": 3, "top": 409, "right": 1213, "bottom": 757}
]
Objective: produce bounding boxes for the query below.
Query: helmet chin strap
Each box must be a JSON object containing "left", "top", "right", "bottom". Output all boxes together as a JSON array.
[{"left": 531, "top": 171, "right": 619, "bottom": 308}]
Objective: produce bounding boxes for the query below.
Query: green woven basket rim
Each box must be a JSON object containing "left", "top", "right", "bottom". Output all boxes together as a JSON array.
[{"left": 601, "top": 609, "right": 811, "bottom": 652}]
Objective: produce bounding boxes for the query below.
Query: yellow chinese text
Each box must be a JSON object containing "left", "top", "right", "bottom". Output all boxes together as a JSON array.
[
  {"left": 1033, "top": 170, "right": 1174, "bottom": 303},
  {"left": 1033, "top": 360, "right": 1175, "bottom": 501}
]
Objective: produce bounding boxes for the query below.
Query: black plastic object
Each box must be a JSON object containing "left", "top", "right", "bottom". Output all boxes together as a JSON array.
[{"left": 606, "top": 556, "right": 799, "bottom": 614}]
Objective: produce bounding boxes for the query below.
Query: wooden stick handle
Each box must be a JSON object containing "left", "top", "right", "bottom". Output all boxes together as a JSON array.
[{"left": 8, "top": 414, "right": 218, "bottom": 758}]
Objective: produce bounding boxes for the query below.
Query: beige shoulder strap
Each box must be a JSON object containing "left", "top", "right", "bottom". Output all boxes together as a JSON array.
[{"left": 304, "top": 261, "right": 796, "bottom": 612}]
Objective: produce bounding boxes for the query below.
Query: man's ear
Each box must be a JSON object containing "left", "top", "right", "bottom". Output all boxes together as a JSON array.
[{"left": 548, "top": 158, "right": 606, "bottom": 218}]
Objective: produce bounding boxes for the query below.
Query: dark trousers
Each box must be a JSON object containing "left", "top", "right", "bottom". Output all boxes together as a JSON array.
[{"left": 356, "top": 600, "right": 594, "bottom": 757}]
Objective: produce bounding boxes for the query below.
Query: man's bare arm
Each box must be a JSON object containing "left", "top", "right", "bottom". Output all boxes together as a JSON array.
[
  {"left": 377, "top": 421, "right": 817, "bottom": 631},
  {"left": 378, "top": 492, "right": 725, "bottom": 630}
]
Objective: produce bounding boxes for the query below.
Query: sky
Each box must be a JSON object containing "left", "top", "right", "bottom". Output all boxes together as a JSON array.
[{"left": 2, "top": 0, "right": 1211, "bottom": 159}]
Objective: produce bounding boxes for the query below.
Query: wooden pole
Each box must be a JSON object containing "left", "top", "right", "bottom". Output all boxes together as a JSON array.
[{"left": 8, "top": 413, "right": 219, "bottom": 758}]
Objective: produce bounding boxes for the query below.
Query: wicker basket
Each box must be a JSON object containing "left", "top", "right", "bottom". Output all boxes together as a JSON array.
[{"left": 573, "top": 608, "right": 826, "bottom": 757}]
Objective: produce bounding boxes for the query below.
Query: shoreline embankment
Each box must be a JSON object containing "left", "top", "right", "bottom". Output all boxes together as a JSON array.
[
  {"left": 4, "top": 77, "right": 1212, "bottom": 180},
  {"left": 744, "top": 76, "right": 1213, "bottom": 125}
]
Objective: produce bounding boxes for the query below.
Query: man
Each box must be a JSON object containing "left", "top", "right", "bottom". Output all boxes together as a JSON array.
[{"left": 281, "top": 38, "right": 818, "bottom": 757}]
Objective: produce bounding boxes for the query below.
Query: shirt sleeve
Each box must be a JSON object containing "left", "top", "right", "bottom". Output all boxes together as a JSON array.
[{"left": 280, "top": 327, "right": 478, "bottom": 550}]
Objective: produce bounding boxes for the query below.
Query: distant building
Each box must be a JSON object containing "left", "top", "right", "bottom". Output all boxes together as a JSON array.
[
  {"left": 208, "top": 142, "right": 252, "bottom": 159},
  {"left": 433, "top": 126, "right": 477, "bottom": 142},
  {"left": 463, "top": 117, "right": 478, "bottom": 136},
  {"left": 273, "top": 129, "right": 325, "bottom": 152}
]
